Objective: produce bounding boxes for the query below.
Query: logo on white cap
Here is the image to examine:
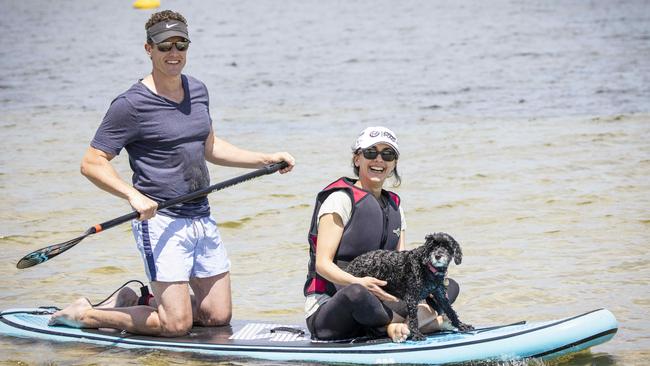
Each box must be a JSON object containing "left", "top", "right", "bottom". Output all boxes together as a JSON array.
[{"left": 352, "top": 126, "right": 399, "bottom": 155}]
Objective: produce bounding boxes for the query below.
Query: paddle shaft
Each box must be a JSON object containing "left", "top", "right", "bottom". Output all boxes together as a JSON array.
[{"left": 92, "top": 161, "right": 288, "bottom": 234}]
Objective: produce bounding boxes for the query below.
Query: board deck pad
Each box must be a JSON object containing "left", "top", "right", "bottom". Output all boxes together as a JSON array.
[
  {"left": 0, "top": 308, "right": 618, "bottom": 364},
  {"left": 229, "top": 322, "right": 307, "bottom": 342}
]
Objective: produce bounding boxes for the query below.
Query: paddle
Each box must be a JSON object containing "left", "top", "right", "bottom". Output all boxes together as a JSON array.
[{"left": 16, "top": 161, "right": 288, "bottom": 269}]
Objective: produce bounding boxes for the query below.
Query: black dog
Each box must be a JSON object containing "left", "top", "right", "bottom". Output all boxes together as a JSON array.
[{"left": 345, "top": 233, "right": 473, "bottom": 340}]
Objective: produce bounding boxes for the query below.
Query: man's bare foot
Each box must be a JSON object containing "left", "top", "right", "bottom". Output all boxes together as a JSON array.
[
  {"left": 48, "top": 298, "right": 92, "bottom": 328},
  {"left": 387, "top": 322, "right": 410, "bottom": 343},
  {"left": 96, "top": 287, "right": 139, "bottom": 308}
]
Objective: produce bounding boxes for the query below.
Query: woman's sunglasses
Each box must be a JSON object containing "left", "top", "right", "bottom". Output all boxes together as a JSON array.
[
  {"left": 361, "top": 147, "right": 397, "bottom": 162},
  {"left": 155, "top": 40, "right": 190, "bottom": 52}
]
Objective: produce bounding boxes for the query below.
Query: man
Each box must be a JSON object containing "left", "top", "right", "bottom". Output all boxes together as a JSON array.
[{"left": 49, "top": 10, "right": 295, "bottom": 337}]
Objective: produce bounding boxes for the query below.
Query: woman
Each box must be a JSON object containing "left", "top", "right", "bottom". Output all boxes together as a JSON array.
[{"left": 303, "top": 126, "right": 458, "bottom": 342}]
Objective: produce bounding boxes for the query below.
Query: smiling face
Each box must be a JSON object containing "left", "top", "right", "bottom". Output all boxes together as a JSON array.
[
  {"left": 145, "top": 36, "right": 188, "bottom": 78},
  {"left": 354, "top": 143, "right": 397, "bottom": 188}
]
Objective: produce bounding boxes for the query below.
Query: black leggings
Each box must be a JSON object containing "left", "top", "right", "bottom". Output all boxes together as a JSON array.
[
  {"left": 306, "top": 279, "right": 460, "bottom": 340},
  {"left": 306, "top": 284, "right": 393, "bottom": 340}
]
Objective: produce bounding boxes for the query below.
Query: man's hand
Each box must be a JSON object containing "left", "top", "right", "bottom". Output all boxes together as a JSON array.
[
  {"left": 127, "top": 191, "right": 158, "bottom": 220},
  {"left": 266, "top": 152, "right": 295, "bottom": 174}
]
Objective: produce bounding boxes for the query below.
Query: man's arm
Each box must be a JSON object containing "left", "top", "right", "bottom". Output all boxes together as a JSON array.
[
  {"left": 204, "top": 129, "right": 295, "bottom": 173},
  {"left": 80, "top": 146, "right": 158, "bottom": 220}
]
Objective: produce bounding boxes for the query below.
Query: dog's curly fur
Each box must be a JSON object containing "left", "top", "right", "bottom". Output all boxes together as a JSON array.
[{"left": 345, "top": 232, "right": 473, "bottom": 340}]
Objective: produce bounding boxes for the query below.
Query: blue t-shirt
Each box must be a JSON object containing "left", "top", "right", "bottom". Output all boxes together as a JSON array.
[{"left": 91, "top": 74, "right": 212, "bottom": 218}]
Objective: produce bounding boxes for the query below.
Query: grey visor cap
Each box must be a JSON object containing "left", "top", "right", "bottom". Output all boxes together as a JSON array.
[{"left": 146, "top": 20, "right": 190, "bottom": 43}]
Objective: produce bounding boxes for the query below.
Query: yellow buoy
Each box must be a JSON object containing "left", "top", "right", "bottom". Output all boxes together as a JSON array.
[{"left": 133, "top": 0, "right": 160, "bottom": 10}]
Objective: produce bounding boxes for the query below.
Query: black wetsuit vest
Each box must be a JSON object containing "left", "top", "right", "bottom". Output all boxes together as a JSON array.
[{"left": 303, "top": 177, "right": 402, "bottom": 296}]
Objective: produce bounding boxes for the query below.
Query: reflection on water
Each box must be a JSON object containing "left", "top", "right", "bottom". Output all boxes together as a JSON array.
[{"left": 1, "top": 0, "right": 649, "bottom": 365}]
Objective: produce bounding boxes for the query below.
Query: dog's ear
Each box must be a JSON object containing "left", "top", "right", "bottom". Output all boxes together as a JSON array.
[
  {"left": 422, "top": 234, "right": 436, "bottom": 265},
  {"left": 423, "top": 234, "right": 437, "bottom": 252},
  {"left": 450, "top": 236, "right": 463, "bottom": 265},
  {"left": 424, "top": 234, "right": 435, "bottom": 244}
]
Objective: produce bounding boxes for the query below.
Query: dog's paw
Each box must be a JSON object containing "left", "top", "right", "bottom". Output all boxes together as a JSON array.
[
  {"left": 410, "top": 331, "right": 427, "bottom": 341},
  {"left": 457, "top": 323, "right": 474, "bottom": 332}
]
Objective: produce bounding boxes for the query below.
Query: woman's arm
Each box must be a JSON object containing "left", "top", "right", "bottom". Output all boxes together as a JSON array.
[
  {"left": 397, "top": 230, "right": 406, "bottom": 251},
  {"left": 315, "top": 213, "right": 398, "bottom": 302}
]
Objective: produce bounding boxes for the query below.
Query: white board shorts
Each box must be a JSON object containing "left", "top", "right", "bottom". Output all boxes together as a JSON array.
[{"left": 132, "top": 214, "right": 231, "bottom": 282}]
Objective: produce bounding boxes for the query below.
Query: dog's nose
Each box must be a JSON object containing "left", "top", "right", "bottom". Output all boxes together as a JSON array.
[{"left": 435, "top": 255, "right": 441, "bottom": 260}]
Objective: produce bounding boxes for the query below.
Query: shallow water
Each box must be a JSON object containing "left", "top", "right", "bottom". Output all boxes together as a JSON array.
[{"left": 1, "top": 0, "right": 649, "bottom": 365}]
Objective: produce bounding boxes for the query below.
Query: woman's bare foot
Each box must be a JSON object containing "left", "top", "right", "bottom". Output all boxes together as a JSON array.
[
  {"left": 439, "top": 315, "right": 456, "bottom": 331},
  {"left": 48, "top": 298, "right": 92, "bottom": 328},
  {"left": 387, "top": 322, "right": 410, "bottom": 343},
  {"left": 96, "top": 287, "right": 139, "bottom": 308}
]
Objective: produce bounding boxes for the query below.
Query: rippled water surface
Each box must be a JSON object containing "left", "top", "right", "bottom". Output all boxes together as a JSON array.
[{"left": 1, "top": 0, "right": 649, "bottom": 365}]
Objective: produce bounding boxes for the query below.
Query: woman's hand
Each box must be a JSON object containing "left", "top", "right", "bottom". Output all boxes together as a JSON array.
[{"left": 355, "top": 277, "right": 398, "bottom": 302}]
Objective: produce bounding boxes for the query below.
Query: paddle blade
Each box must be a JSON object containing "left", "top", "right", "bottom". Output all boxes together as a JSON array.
[{"left": 16, "top": 235, "right": 86, "bottom": 269}]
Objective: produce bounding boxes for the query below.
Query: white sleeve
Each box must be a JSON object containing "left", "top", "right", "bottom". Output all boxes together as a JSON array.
[
  {"left": 399, "top": 205, "right": 407, "bottom": 231},
  {"left": 317, "top": 191, "right": 353, "bottom": 227}
]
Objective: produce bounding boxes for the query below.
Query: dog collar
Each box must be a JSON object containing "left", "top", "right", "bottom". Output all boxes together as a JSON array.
[{"left": 428, "top": 263, "right": 447, "bottom": 276}]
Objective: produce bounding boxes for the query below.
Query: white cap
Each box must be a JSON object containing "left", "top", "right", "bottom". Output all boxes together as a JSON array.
[{"left": 351, "top": 126, "right": 400, "bottom": 156}]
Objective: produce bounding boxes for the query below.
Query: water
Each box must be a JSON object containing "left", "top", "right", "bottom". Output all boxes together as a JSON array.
[{"left": 1, "top": 0, "right": 649, "bottom": 365}]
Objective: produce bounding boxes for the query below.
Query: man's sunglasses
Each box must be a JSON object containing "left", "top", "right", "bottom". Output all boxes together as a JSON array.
[
  {"left": 155, "top": 40, "right": 190, "bottom": 52},
  {"left": 360, "top": 147, "right": 398, "bottom": 162}
]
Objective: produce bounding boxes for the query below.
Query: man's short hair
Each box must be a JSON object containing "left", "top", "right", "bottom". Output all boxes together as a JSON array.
[{"left": 145, "top": 10, "right": 188, "bottom": 44}]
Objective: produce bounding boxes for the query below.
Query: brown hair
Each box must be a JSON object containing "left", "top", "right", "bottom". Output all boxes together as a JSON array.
[{"left": 145, "top": 10, "right": 188, "bottom": 43}]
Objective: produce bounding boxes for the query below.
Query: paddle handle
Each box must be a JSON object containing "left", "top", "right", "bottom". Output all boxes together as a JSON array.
[{"left": 93, "top": 161, "right": 288, "bottom": 233}]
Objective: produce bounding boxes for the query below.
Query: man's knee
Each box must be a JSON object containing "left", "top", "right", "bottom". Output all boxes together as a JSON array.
[
  {"left": 197, "top": 308, "right": 231, "bottom": 327},
  {"left": 159, "top": 317, "right": 193, "bottom": 337},
  {"left": 156, "top": 310, "right": 193, "bottom": 337}
]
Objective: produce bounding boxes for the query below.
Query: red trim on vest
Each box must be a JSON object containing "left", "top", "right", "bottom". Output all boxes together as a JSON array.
[
  {"left": 324, "top": 179, "right": 349, "bottom": 190},
  {"left": 307, "top": 278, "right": 327, "bottom": 293},
  {"left": 351, "top": 188, "right": 366, "bottom": 204},
  {"left": 388, "top": 192, "right": 400, "bottom": 206},
  {"left": 324, "top": 178, "right": 368, "bottom": 204}
]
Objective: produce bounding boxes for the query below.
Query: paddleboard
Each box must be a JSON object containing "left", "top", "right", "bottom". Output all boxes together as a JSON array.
[{"left": 0, "top": 307, "right": 617, "bottom": 364}]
